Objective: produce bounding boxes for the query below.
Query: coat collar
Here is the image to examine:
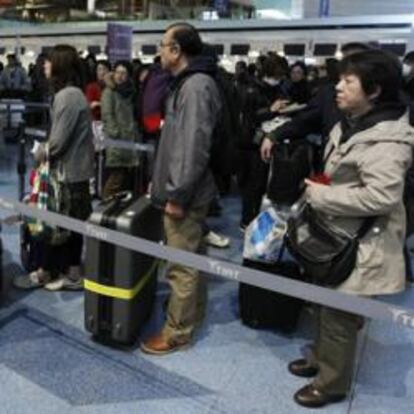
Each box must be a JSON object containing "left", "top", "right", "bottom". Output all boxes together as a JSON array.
[{"left": 329, "top": 109, "right": 414, "bottom": 157}]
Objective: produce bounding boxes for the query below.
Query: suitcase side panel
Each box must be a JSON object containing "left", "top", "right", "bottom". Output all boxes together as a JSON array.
[
  {"left": 84, "top": 195, "right": 163, "bottom": 345},
  {"left": 239, "top": 259, "right": 304, "bottom": 333},
  {"left": 84, "top": 197, "right": 135, "bottom": 339}
]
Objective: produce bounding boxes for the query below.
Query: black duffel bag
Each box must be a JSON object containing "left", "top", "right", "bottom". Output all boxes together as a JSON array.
[{"left": 285, "top": 202, "right": 375, "bottom": 287}]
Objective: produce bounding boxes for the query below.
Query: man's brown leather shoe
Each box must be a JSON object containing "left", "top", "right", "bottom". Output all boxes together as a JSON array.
[
  {"left": 288, "top": 359, "right": 318, "bottom": 378},
  {"left": 294, "top": 384, "right": 346, "bottom": 408},
  {"left": 140, "top": 332, "right": 191, "bottom": 356}
]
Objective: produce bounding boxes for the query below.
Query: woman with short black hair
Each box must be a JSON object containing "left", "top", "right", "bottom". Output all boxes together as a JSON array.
[{"left": 290, "top": 50, "right": 414, "bottom": 408}]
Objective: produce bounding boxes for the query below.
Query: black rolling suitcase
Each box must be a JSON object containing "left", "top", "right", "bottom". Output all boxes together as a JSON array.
[
  {"left": 84, "top": 193, "right": 162, "bottom": 346},
  {"left": 239, "top": 247, "right": 304, "bottom": 333}
]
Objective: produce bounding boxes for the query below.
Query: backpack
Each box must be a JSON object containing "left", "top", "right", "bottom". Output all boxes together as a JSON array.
[{"left": 173, "top": 70, "right": 241, "bottom": 177}]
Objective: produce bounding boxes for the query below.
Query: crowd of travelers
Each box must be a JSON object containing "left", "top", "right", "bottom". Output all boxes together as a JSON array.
[{"left": 5, "top": 21, "right": 414, "bottom": 408}]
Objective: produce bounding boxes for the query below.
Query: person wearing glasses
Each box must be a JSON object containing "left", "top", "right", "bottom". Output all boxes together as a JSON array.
[{"left": 141, "top": 23, "right": 221, "bottom": 355}]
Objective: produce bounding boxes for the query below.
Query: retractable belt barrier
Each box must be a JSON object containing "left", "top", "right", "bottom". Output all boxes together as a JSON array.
[
  {"left": 1, "top": 197, "right": 414, "bottom": 330},
  {"left": 0, "top": 101, "right": 50, "bottom": 110},
  {"left": 24, "top": 128, "right": 47, "bottom": 139},
  {"left": 103, "top": 138, "right": 155, "bottom": 153},
  {"left": 21, "top": 129, "right": 155, "bottom": 154}
]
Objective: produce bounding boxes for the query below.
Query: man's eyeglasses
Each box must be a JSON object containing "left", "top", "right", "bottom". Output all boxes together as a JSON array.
[{"left": 159, "top": 41, "right": 177, "bottom": 49}]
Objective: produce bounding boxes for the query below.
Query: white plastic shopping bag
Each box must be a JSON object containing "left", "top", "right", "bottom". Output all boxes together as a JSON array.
[
  {"left": 92, "top": 121, "right": 105, "bottom": 152},
  {"left": 243, "top": 206, "right": 288, "bottom": 263}
]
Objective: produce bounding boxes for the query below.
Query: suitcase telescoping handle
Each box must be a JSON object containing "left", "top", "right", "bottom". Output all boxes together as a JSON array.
[{"left": 101, "top": 191, "right": 133, "bottom": 207}]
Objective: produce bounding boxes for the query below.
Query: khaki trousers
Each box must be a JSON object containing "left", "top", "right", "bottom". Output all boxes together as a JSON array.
[
  {"left": 163, "top": 205, "right": 209, "bottom": 343},
  {"left": 308, "top": 306, "right": 362, "bottom": 395}
]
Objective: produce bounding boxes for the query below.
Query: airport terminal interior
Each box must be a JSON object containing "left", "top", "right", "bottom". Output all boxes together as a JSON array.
[{"left": 0, "top": 1, "right": 414, "bottom": 413}]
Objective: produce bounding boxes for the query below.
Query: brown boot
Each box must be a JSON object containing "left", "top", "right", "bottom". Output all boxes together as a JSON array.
[
  {"left": 294, "top": 384, "right": 346, "bottom": 408},
  {"left": 140, "top": 331, "right": 191, "bottom": 356}
]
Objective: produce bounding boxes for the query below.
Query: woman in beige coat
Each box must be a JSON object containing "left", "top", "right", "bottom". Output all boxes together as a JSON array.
[{"left": 289, "top": 50, "right": 414, "bottom": 408}]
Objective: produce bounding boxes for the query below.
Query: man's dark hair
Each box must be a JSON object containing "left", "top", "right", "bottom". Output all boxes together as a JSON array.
[
  {"left": 340, "top": 42, "right": 371, "bottom": 55},
  {"left": 263, "top": 53, "right": 289, "bottom": 79},
  {"left": 50, "top": 44, "right": 85, "bottom": 92},
  {"left": 338, "top": 49, "right": 402, "bottom": 103},
  {"left": 166, "top": 23, "right": 203, "bottom": 57},
  {"left": 247, "top": 63, "right": 256, "bottom": 77},
  {"left": 114, "top": 60, "right": 133, "bottom": 77},
  {"left": 404, "top": 51, "right": 414, "bottom": 64}
]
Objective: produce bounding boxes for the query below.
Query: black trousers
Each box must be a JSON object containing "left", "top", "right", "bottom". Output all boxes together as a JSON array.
[
  {"left": 42, "top": 181, "right": 91, "bottom": 275},
  {"left": 42, "top": 233, "right": 83, "bottom": 274},
  {"left": 238, "top": 149, "right": 269, "bottom": 227}
]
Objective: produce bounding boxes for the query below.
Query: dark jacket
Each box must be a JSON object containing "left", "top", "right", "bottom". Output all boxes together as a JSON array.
[
  {"left": 234, "top": 76, "right": 259, "bottom": 149},
  {"left": 236, "top": 77, "right": 289, "bottom": 149},
  {"left": 287, "top": 79, "right": 311, "bottom": 104},
  {"left": 151, "top": 56, "right": 221, "bottom": 209},
  {"left": 269, "top": 82, "right": 340, "bottom": 143},
  {"left": 254, "top": 78, "right": 290, "bottom": 124},
  {"left": 101, "top": 79, "right": 140, "bottom": 168}
]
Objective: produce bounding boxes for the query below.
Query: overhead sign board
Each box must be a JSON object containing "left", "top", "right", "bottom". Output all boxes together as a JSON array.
[{"left": 107, "top": 23, "right": 133, "bottom": 64}]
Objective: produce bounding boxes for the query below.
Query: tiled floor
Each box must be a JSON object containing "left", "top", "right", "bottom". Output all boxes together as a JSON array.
[{"left": 0, "top": 142, "right": 414, "bottom": 413}]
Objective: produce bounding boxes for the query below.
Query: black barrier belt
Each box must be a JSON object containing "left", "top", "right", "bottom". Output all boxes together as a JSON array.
[{"left": 1, "top": 196, "right": 414, "bottom": 330}]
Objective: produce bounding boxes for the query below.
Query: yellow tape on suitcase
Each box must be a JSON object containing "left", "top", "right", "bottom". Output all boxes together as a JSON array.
[{"left": 84, "top": 260, "right": 160, "bottom": 300}]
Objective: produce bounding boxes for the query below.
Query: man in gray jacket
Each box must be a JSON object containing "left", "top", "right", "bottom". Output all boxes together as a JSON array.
[{"left": 141, "top": 23, "right": 221, "bottom": 355}]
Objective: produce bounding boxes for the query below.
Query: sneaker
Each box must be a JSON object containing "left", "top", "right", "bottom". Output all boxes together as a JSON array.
[
  {"left": 44, "top": 276, "right": 84, "bottom": 291},
  {"left": 13, "top": 269, "right": 51, "bottom": 290},
  {"left": 204, "top": 231, "right": 230, "bottom": 248}
]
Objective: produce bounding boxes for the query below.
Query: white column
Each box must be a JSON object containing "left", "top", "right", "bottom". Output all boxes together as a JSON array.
[
  {"left": 87, "top": 0, "right": 96, "bottom": 14},
  {"left": 290, "top": 0, "right": 304, "bottom": 19}
]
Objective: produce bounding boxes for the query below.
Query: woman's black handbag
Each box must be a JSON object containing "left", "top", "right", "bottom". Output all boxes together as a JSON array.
[
  {"left": 285, "top": 203, "right": 375, "bottom": 287},
  {"left": 267, "top": 139, "right": 312, "bottom": 205}
]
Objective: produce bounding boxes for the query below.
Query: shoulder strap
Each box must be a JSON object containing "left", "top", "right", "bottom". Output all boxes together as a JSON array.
[{"left": 357, "top": 216, "right": 377, "bottom": 239}]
